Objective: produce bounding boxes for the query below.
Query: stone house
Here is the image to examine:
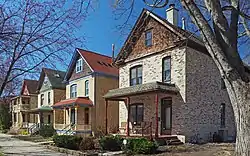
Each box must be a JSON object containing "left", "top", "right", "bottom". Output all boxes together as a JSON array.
[
  {"left": 10, "top": 79, "right": 39, "bottom": 129},
  {"left": 28, "top": 68, "right": 66, "bottom": 126},
  {"left": 53, "top": 48, "right": 119, "bottom": 136},
  {"left": 104, "top": 6, "right": 236, "bottom": 143}
]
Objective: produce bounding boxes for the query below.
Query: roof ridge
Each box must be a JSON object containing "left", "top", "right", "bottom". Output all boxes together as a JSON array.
[
  {"left": 77, "top": 48, "right": 112, "bottom": 59},
  {"left": 42, "top": 67, "right": 66, "bottom": 73}
]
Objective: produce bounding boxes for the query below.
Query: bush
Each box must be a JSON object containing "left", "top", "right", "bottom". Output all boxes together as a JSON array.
[
  {"left": 53, "top": 135, "right": 82, "bottom": 150},
  {"left": 124, "top": 138, "right": 158, "bottom": 154},
  {"left": 99, "top": 135, "right": 123, "bottom": 151},
  {"left": 39, "top": 124, "right": 56, "bottom": 137},
  {"left": 20, "top": 129, "right": 28, "bottom": 135},
  {"left": 79, "top": 137, "right": 95, "bottom": 151}
]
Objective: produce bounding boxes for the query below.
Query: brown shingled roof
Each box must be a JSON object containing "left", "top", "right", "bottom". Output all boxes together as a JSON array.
[{"left": 21, "top": 79, "right": 39, "bottom": 95}]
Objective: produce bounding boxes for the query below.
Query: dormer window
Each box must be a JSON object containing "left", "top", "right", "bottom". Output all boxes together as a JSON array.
[
  {"left": 145, "top": 30, "right": 152, "bottom": 47},
  {"left": 76, "top": 58, "right": 83, "bottom": 73}
]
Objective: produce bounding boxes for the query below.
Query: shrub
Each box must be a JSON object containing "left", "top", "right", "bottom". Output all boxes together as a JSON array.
[
  {"left": 99, "top": 135, "right": 123, "bottom": 151},
  {"left": 53, "top": 135, "right": 82, "bottom": 150},
  {"left": 124, "top": 138, "right": 158, "bottom": 154},
  {"left": 20, "top": 129, "right": 28, "bottom": 135},
  {"left": 79, "top": 137, "right": 95, "bottom": 151},
  {"left": 39, "top": 124, "right": 56, "bottom": 137}
]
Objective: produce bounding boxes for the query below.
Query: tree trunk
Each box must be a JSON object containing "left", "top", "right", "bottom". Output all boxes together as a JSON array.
[{"left": 225, "top": 78, "right": 250, "bottom": 156}]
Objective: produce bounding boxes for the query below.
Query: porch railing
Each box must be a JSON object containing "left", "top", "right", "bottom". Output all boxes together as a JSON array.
[
  {"left": 54, "top": 124, "right": 65, "bottom": 130},
  {"left": 131, "top": 121, "right": 153, "bottom": 138}
]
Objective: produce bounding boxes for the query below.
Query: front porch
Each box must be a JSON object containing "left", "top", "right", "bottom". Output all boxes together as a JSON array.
[
  {"left": 104, "top": 81, "right": 180, "bottom": 139},
  {"left": 53, "top": 97, "right": 92, "bottom": 135}
]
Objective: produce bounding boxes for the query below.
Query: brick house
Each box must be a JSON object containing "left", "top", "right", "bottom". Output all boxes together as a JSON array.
[
  {"left": 104, "top": 6, "right": 236, "bottom": 143},
  {"left": 10, "top": 79, "right": 38, "bottom": 129},
  {"left": 28, "top": 68, "right": 66, "bottom": 126},
  {"left": 53, "top": 49, "right": 119, "bottom": 136}
]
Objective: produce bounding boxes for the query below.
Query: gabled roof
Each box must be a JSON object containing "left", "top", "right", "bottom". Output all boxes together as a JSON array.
[
  {"left": 37, "top": 68, "right": 66, "bottom": 91},
  {"left": 64, "top": 48, "right": 118, "bottom": 81},
  {"left": 20, "top": 79, "right": 39, "bottom": 95},
  {"left": 115, "top": 8, "right": 204, "bottom": 63}
]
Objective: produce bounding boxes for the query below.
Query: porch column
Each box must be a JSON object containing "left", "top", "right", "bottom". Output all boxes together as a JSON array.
[
  {"left": 126, "top": 98, "right": 130, "bottom": 137},
  {"left": 155, "top": 94, "right": 159, "bottom": 138},
  {"left": 63, "top": 107, "right": 66, "bottom": 127},
  {"left": 53, "top": 109, "right": 56, "bottom": 129},
  {"left": 105, "top": 100, "right": 108, "bottom": 135},
  {"left": 75, "top": 106, "right": 78, "bottom": 130},
  {"left": 69, "top": 107, "right": 71, "bottom": 124},
  {"left": 12, "top": 112, "right": 14, "bottom": 126}
]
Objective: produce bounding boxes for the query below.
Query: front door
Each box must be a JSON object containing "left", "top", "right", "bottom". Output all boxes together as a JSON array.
[{"left": 161, "top": 98, "right": 172, "bottom": 135}]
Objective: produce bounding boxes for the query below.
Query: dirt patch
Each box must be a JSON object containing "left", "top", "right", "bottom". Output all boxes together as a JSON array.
[{"left": 129, "top": 143, "right": 235, "bottom": 156}]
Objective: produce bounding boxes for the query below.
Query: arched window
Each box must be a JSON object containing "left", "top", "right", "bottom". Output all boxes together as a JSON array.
[
  {"left": 162, "top": 57, "right": 171, "bottom": 83},
  {"left": 130, "top": 65, "right": 142, "bottom": 86},
  {"left": 85, "top": 80, "right": 89, "bottom": 96},
  {"left": 70, "top": 84, "right": 77, "bottom": 98}
]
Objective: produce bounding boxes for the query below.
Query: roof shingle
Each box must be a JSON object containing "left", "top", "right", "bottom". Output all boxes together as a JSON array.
[{"left": 77, "top": 49, "right": 118, "bottom": 76}]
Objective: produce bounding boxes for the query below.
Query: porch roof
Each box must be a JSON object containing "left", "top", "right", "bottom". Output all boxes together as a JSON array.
[
  {"left": 28, "top": 105, "right": 53, "bottom": 113},
  {"left": 52, "top": 97, "right": 93, "bottom": 109},
  {"left": 103, "top": 81, "right": 178, "bottom": 100}
]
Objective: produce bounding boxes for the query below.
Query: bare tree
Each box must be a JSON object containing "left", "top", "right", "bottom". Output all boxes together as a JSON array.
[
  {"left": 0, "top": 0, "right": 96, "bottom": 96},
  {"left": 113, "top": 0, "right": 250, "bottom": 155}
]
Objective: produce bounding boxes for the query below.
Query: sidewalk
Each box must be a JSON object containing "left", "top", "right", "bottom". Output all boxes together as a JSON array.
[{"left": 0, "top": 133, "right": 72, "bottom": 156}]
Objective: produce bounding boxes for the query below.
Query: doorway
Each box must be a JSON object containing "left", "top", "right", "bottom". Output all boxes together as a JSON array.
[{"left": 161, "top": 98, "right": 172, "bottom": 135}]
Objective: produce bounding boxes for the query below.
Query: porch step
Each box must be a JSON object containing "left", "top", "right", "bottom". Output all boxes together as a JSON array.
[{"left": 156, "top": 136, "right": 183, "bottom": 146}]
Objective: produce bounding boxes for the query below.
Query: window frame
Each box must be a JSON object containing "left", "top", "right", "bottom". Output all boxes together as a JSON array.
[
  {"left": 48, "top": 92, "right": 51, "bottom": 104},
  {"left": 85, "top": 80, "right": 89, "bottom": 97},
  {"left": 162, "top": 56, "right": 171, "bottom": 83},
  {"left": 76, "top": 58, "right": 83, "bottom": 73},
  {"left": 129, "top": 103, "right": 144, "bottom": 126},
  {"left": 41, "top": 94, "right": 44, "bottom": 106},
  {"left": 145, "top": 29, "right": 152, "bottom": 47},
  {"left": 130, "top": 65, "right": 143, "bottom": 86},
  {"left": 70, "top": 84, "right": 77, "bottom": 98}
]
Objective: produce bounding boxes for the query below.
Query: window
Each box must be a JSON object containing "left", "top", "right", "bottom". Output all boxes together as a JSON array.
[
  {"left": 22, "top": 114, "right": 26, "bottom": 122},
  {"left": 84, "top": 108, "right": 89, "bottom": 125},
  {"left": 220, "top": 103, "right": 226, "bottom": 127},
  {"left": 48, "top": 115, "right": 51, "bottom": 124},
  {"left": 14, "top": 113, "right": 17, "bottom": 122},
  {"left": 41, "top": 94, "right": 44, "bottom": 106},
  {"left": 76, "top": 58, "right": 83, "bottom": 73},
  {"left": 48, "top": 92, "right": 51, "bottom": 104},
  {"left": 70, "top": 84, "right": 77, "bottom": 98},
  {"left": 163, "top": 57, "right": 171, "bottom": 82},
  {"left": 221, "top": 78, "right": 226, "bottom": 89},
  {"left": 85, "top": 80, "right": 89, "bottom": 96},
  {"left": 129, "top": 104, "right": 144, "bottom": 125},
  {"left": 130, "top": 66, "right": 142, "bottom": 86},
  {"left": 145, "top": 30, "right": 152, "bottom": 47}
]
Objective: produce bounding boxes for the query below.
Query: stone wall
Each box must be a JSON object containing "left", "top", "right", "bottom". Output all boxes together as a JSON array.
[
  {"left": 119, "top": 47, "right": 186, "bottom": 128},
  {"left": 183, "top": 47, "right": 235, "bottom": 142}
]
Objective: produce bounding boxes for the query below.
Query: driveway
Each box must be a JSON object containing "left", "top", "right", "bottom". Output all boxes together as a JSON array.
[{"left": 0, "top": 133, "right": 71, "bottom": 156}]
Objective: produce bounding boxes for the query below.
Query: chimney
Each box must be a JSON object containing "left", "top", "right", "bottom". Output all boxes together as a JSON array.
[
  {"left": 182, "top": 17, "right": 186, "bottom": 30},
  {"left": 112, "top": 44, "right": 115, "bottom": 63},
  {"left": 166, "top": 4, "right": 179, "bottom": 26}
]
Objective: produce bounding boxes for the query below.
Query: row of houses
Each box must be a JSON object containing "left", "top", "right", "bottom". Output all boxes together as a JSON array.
[{"left": 10, "top": 5, "right": 245, "bottom": 143}]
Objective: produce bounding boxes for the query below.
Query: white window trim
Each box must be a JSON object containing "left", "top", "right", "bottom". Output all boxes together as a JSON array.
[{"left": 76, "top": 58, "right": 83, "bottom": 73}]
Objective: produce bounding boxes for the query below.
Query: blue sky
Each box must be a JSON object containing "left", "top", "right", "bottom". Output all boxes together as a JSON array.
[
  {"left": 68, "top": 1, "right": 249, "bottom": 69},
  {"left": 77, "top": 1, "right": 168, "bottom": 57}
]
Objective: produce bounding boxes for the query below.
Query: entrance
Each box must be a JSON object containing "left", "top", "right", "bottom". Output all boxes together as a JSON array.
[{"left": 161, "top": 98, "right": 172, "bottom": 135}]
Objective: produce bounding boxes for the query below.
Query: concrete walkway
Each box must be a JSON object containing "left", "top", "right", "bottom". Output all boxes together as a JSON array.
[{"left": 0, "top": 133, "right": 72, "bottom": 156}]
